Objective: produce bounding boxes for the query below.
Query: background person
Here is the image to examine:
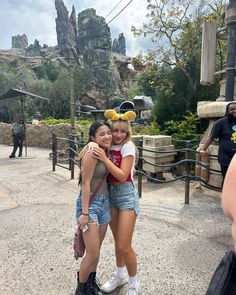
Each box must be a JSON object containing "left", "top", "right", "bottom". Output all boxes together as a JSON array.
[
  {"left": 75, "top": 120, "right": 112, "bottom": 295},
  {"left": 91, "top": 110, "right": 140, "bottom": 295},
  {"left": 9, "top": 116, "right": 25, "bottom": 158},
  {"left": 198, "top": 102, "right": 236, "bottom": 179}
]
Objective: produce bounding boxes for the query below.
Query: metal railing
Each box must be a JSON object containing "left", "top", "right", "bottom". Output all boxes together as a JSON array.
[
  {"left": 51, "top": 132, "right": 85, "bottom": 179},
  {"left": 50, "top": 133, "right": 222, "bottom": 204}
]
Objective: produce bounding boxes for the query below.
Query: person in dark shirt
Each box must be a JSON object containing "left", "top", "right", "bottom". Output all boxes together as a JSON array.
[
  {"left": 9, "top": 117, "right": 25, "bottom": 158},
  {"left": 199, "top": 102, "right": 236, "bottom": 179}
]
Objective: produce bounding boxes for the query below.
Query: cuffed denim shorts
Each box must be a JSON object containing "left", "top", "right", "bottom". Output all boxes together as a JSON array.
[
  {"left": 76, "top": 192, "right": 111, "bottom": 225},
  {"left": 109, "top": 182, "right": 141, "bottom": 215}
]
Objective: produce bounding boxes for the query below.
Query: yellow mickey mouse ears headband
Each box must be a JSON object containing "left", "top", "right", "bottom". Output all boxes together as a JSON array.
[{"left": 104, "top": 109, "right": 136, "bottom": 121}]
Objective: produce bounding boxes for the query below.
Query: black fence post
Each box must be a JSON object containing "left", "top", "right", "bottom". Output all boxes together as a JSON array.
[
  {"left": 52, "top": 132, "right": 57, "bottom": 172},
  {"left": 184, "top": 140, "right": 191, "bottom": 204},
  {"left": 70, "top": 134, "right": 75, "bottom": 179},
  {"left": 81, "top": 131, "right": 84, "bottom": 149},
  {"left": 68, "top": 135, "right": 72, "bottom": 171},
  {"left": 137, "top": 139, "right": 143, "bottom": 198}
]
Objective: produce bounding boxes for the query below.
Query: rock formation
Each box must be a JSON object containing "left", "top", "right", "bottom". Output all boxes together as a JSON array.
[
  {"left": 25, "top": 39, "right": 41, "bottom": 57},
  {"left": 113, "top": 33, "right": 126, "bottom": 55},
  {"left": 112, "top": 39, "right": 119, "bottom": 54},
  {"left": 70, "top": 5, "right": 77, "bottom": 43},
  {"left": 0, "top": 0, "right": 141, "bottom": 110},
  {"left": 55, "top": 0, "right": 77, "bottom": 53},
  {"left": 77, "top": 8, "right": 122, "bottom": 107},
  {"left": 12, "top": 34, "right": 28, "bottom": 49}
]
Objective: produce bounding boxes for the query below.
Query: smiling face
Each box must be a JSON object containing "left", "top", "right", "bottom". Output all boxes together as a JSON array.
[
  {"left": 228, "top": 103, "right": 236, "bottom": 117},
  {"left": 111, "top": 120, "right": 132, "bottom": 145},
  {"left": 91, "top": 125, "right": 112, "bottom": 149}
]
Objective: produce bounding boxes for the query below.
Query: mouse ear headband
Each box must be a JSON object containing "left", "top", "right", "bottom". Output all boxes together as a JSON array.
[{"left": 104, "top": 109, "right": 136, "bottom": 121}]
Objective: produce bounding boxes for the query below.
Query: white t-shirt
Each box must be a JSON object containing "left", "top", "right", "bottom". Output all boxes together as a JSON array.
[{"left": 110, "top": 141, "right": 136, "bottom": 178}]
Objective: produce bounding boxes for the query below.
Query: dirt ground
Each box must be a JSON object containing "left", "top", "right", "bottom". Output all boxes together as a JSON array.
[{"left": 0, "top": 144, "right": 233, "bottom": 295}]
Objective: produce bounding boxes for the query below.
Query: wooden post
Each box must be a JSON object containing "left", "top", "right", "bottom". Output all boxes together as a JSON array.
[
  {"left": 137, "top": 139, "right": 143, "bottom": 198},
  {"left": 184, "top": 141, "right": 191, "bottom": 204},
  {"left": 52, "top": 132, "right": 57, "bottom": 172}
]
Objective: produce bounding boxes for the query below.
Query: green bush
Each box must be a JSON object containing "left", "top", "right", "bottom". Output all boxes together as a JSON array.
[
  {"left": 133, "top": 121, "right": 161, "bottom": 135},
  {"left": 77, "top": 119, "right": 93, "bottom": 125},
  {"left": 42, "top": 117, "right": 92, "bottom": 126},
  {"left": 163, "top": 112, "right": 199, "bottom": 140},
  {"left": 42, "top": 117, "right": 70, "bottom": 125}
]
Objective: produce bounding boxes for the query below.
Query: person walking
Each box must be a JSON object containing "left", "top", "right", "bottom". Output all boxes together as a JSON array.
[
  {"left": 75, "top": 120, "right": 112, "bottom": 295},
  {"left": 198, "top": 102, "right": 236, "bottom": 179},
  {"left": 9, "top": 116, "right": 25, "bottom": 158},
  {"left": 91, "top": 109, "right": 140, "bottom": 295}
]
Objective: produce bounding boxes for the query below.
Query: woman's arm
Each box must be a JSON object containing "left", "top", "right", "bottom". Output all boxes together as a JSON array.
[
  {"left": 222, "top": 154, "right": 236, "bottom": 242},
  {"left": 78, "top": 150, "right": 97, "bottom": 229},
  {"left": 92, "top": 147, "right": 134, "bottom": 183}
]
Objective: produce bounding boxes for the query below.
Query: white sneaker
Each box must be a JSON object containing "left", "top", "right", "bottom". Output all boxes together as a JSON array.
[
  {"left": 127, "top": 280, "right": 139, "bottom": 295},
  {"left": 101, "top": 272, "right": 127, "bottom": 293}
]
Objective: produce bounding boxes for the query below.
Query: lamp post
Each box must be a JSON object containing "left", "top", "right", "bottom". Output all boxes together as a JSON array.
[
  {"left": 69, "top": 50, "right": 75, "bottom": 132},
  {"left": 225, "top": 0, "right": 236, "bottom": 101},
  {"left": 57, "top": 48, "right": 84, "bottom": 133},
  {"left": 57, "top": 49, "right": 75, "bottom": 133}
]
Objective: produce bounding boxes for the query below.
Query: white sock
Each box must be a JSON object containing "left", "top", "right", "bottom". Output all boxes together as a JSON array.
[
  {"left": 116, "top": 266, "right": 126, "bottom": 277},
  {"left": 129, "top": 275, "right": 139, "bottom": 287}
]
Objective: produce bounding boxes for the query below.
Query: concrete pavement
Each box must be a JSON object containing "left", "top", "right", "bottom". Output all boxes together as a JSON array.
[{"left": 0, "top": 144, "right": 233, "bottom": 295}]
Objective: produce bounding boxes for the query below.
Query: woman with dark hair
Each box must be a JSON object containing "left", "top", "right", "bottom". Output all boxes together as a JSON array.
[{"left": 75, "top": 120, "right": 112, "bottom": 295}]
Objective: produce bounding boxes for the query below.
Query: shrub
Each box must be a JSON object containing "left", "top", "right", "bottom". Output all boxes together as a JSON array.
[{"left": 133, "top": 121, "right": 161, "bottom": 135}]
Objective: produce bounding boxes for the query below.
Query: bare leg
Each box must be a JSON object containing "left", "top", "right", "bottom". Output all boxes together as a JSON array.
[
  {"left": 79, "top": 223, "right": 108, "bottom": 283},
  {"left": 110, "top": 208, "right": 137, "bottom": 276}
]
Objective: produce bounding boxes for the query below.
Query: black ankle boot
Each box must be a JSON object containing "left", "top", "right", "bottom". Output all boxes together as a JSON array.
[
  {"left": 87, "top": 272, "right": 103, "bottom": 295},
  {"left": 75, "top": 272, "right": 88, "bottom": 295}
]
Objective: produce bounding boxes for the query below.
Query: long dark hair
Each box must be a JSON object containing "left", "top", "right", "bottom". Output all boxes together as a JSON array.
[
  {"left": 78, "top": 120, "right": 110, "bottom": 185},
  {"left": 88, "top": 120, "right": 110, "bottom": 143}
]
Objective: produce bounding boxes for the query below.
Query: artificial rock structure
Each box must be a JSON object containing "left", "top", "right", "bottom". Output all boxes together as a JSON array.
[{"left": 0, "top": 0, "right": 140, "bottom": 110}]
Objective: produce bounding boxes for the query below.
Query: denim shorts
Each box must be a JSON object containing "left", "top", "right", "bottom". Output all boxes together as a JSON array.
[
  {"left": 109, "top": 182, "right": 140, "bottom": 215},
  {"left": 76, "top": 192, "right": 111, "bottom": 225}
]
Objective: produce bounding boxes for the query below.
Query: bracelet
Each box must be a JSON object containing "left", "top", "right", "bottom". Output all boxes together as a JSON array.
[{"left": 82, "top": 213, "right": 89, "bottom": 216}]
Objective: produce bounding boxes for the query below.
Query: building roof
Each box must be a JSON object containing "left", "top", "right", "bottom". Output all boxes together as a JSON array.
[{"left": 0, "top": 88, "right": 49, "bottom": 101}]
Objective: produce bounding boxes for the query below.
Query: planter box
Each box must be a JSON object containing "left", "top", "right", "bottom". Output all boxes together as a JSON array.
[
  {"left": 142, "top": 135, "right": 172, "bottom": 147},
  {"left": 143, "top": 145, "right": 176, "bottom": 158}
]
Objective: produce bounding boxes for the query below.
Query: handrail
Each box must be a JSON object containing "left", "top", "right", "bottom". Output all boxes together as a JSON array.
[{"left": 51, "top": 133, "right": 223, "bottom": 204}]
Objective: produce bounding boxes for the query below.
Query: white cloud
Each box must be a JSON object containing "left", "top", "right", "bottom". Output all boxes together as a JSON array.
[{"left": 0, "top": 0, "right": 151, "bottom": 56}]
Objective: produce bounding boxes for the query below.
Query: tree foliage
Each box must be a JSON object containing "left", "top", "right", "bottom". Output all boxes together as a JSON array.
[
  {"left": 131, "top": 0, "right": 226, "bottom": 126},
  {"left": 0, "top": 59, "right": 86, "bottom": 123}
]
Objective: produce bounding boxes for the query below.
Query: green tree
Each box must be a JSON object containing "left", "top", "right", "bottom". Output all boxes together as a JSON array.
[
  {"left": 132, "top": 0, "right": 225, "bottom": 124},
  {"left": 34, "top": 61, "right": 61, "bottom": 82},
  {"left": 49, "top": 70, "right": 70, "bottom": 118}
]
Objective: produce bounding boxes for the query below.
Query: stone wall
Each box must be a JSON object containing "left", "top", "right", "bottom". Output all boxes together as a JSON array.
[{"left": 0, "top": 123, "right": 72, "bottom": 148}]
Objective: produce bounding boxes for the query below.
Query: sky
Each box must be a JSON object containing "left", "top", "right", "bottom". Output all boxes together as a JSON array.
[{"left": 0, "top": 0, "right": 153, "bottom": 57}]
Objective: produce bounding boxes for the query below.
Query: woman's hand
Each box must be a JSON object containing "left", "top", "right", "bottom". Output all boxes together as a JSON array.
[
  {"left": 87, "top": 141, "right": 99, "bottom": 151},
  {"left": 77, "top": 214, "right": 89, "bottom": 230},
  {"left": 92, "top": 147, "right": 107, "bottom": 162}
]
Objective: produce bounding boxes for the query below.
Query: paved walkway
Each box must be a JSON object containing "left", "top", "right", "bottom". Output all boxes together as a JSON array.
[{"left": 0, "top": 144, "right": 233, "bottom": 295}]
